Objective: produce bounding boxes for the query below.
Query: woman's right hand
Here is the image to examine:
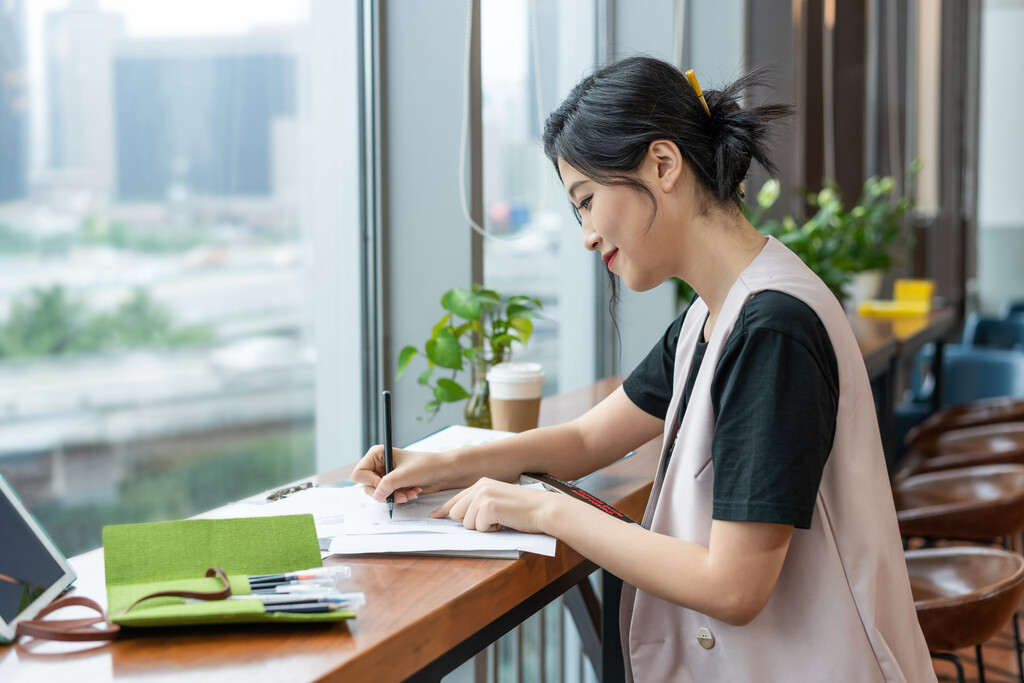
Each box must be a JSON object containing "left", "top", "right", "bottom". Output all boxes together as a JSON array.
[{"left": 350, "top": 445, "right": 462, "bottom": 504}]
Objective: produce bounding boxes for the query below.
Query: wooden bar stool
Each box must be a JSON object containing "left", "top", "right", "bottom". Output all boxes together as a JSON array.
[
  {"left": 905, "top": 398, "right": 1024, "bottom": 456},
  {"left": 899, "top": 423, "right": 1024, "bottom": 477},
  {"left": 906, "top": 546, "right": 1024, "bottom": 683},
  {"left": 895, "top": 465, "right": 1024, "bottom": 681},
  {"left": 893, "top": 464, "right": 1024, "bottom": 544},
  {"left": 915, "top": 421, "right": 1024, "bottom": 460}
]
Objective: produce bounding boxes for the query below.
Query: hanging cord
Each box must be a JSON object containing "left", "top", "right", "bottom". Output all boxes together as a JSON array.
[
  {"left": 822, "top": 0, "right": 836, "bottom": 184},
  {"left": 886, "top": 0, "right": 903, "bottom": 200},
  {"left": 459, "top": 0, "right": 549, "bottom": 241}
]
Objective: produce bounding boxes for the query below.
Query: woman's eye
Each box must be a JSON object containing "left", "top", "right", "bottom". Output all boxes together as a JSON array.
[{"left": 578, "top": 196, "right": 592, "bottom": 211}]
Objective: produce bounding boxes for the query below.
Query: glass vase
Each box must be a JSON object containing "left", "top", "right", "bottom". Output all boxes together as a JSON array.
[{"left": 464, "top": 358, "right": 492, "bottom": 429}]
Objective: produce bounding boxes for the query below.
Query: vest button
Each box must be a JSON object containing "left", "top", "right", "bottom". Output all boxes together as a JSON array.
[{"left": 696, "top": 626, "right": 715, "bottom": 649}]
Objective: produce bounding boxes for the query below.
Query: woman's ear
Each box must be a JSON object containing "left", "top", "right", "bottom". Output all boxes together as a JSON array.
[{"left": 647, "top": 139, "right": 684, "bottom": 193}]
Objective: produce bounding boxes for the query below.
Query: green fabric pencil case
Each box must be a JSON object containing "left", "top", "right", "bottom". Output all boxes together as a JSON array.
[{"left": 102, "top": 514, "right": 355, "bottom": 627}]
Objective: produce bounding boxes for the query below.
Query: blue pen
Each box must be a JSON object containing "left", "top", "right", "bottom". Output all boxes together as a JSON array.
[{"left": 383, "top": 390, "right": 394, "bottom": 519}]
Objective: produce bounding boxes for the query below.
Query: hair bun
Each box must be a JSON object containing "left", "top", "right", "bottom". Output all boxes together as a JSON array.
[
  {"left": 703, "top": 91, "right": 751, "bottom": 202},
  {"left": 702, "top": 68, "right": 794, "bottom": 204}
]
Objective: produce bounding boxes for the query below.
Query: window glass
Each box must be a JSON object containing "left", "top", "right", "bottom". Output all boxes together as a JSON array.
[
  {"left": 0, "top": 0, "right": 350, "bottom": 557},
  {"left": 976, "top": 0, "right": 1024, "bottom": 312},
  {"left": 481, "top": 0, "right": 595, "bottom": 394}
]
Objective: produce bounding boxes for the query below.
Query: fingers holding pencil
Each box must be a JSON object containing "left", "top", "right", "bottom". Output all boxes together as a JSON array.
[{"left": 351, "top": 444, "right": 439, "bottom": 503}]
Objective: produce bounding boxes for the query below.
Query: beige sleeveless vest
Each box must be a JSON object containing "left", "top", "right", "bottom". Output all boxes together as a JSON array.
[{"left": 620, "top": 237, "right": 935, "bottom": 682}]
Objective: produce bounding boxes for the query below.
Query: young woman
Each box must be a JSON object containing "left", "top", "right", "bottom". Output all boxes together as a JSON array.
[{"left": 352, "top": 56, "right": 934, "bottom": 682}]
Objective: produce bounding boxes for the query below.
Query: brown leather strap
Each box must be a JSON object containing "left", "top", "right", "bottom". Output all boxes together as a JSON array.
[
  {"left": 15, "top": 596, "right": 120, "bottom": 642},
  {"left": 15, "top": 567, "right": 231, "bottom": 643},
  {"left": 113, "top": 566, "right": 232, "bottom": 616}
]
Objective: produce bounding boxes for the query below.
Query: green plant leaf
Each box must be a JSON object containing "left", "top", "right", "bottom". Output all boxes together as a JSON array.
[
  {"left": 434, "top": 378, "right": 470, "bottom": 402},
  {"left": 509, "top": 317, "right": 533, "bottom": 342},
  {"left": 506, "top": 303, "right": 538, "bottom": 320},
  {"left": 507, "top": 295, "right": 541, "bottom": 308},
  {"left": 426, "top": 327, "right": 464, "bottom": 370},
  {"left": 417, "top": 368, "right": 433, "bottom": 385},
  {"left": 442, "top": 288, "right": 482, "bottom": 320},
  {"left": 397, "top": 345, "right": 418, "bottom": 378},
  {"left": 757, "top": 178, "right": 780, "bottom": 210},
  {"left": 475, "top": 288, "right": 501, "bottom": 303},
  {"left": 431, "top": 314, "right": 451, "bottom": 339},
  {"left": 491, "top": 334, "right": 522, "bottom": 360}
]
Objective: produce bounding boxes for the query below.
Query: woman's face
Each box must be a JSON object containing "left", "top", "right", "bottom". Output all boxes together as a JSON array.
[{"left": 557, "top": 158, "right": 682, "bottom": 293}]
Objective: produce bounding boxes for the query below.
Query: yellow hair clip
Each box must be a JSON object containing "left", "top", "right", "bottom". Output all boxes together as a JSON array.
[
  {"left": 685, "top": 69, "right": 711, "bottom": 117},
  {"left": 685, "top": 69, "right": 745, "bottom": 198}
]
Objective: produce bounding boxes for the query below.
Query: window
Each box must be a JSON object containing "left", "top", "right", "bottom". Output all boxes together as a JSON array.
[
  {"left": 0, "top": 0, "right": 364, "bottom": 556},
  {"left": 480, "top": 0, "right": 598, "bottom": 394}
]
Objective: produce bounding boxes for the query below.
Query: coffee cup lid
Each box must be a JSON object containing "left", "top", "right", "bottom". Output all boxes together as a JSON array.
[{"left": 486, "top": 362, "right": 544, "bottom": 383}]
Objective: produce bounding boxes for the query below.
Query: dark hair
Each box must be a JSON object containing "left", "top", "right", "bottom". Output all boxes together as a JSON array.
[
  {"left": 542, "top": 56, "right": 792, "bottom": 214},
  {"left": 542, "top": 57, "right": 792, "bottom": 321}
]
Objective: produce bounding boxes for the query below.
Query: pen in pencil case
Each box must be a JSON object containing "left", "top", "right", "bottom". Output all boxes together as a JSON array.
[
  {"left": 259, "top": 592, "right": 364, "bottom": 607},
  {"left": 248, "top": 565, "right": 351, "bottom": 585},
  {"left": 265, "top": 602, "right": 350, "bottom": 614},
  {"left": 251, "top": 579, "right": 351, "bottom": 594},
  {"left": 520, "top": 472, "right": 639, "bottom": 525},
  {"left": 185, "top": 592, "right": 365, "bottom": 608}
]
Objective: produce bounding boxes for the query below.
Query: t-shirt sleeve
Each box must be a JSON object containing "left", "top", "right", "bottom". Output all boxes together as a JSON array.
[
  {"left": 622, "top": 308, "right": 688, "bottom": 419},
  {"left": 709, "top": 293, "right": 839, "bottom": 529}
]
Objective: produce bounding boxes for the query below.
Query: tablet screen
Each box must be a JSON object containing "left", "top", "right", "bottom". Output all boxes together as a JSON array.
[{"left": 0, "top": 475, "right": 76, "bottom": 642}]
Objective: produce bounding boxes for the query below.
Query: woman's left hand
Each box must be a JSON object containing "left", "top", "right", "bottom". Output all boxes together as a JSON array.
[{"left": 429, "top": 478, "right": 560, "bottom": 535}]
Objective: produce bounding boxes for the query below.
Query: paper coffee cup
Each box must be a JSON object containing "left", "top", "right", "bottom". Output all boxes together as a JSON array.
[{"left": 487, "top": 362, "right": 545, "bottom": 433}]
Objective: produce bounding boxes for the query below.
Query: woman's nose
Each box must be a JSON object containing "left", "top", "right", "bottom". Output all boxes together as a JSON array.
[{"left": 582, "top": 225, "right": 601, "bottom": 252}]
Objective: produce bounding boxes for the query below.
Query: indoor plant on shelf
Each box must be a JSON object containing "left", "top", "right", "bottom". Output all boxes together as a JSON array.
[
  {"left": 397, "top": 284, "right": 543, "bottom": 427},
  {"left": 745, "top": 167, "right": 917, "bottom": 304},
  {"left": 836, "top": 173, "right": 916, "bottom": 303}
]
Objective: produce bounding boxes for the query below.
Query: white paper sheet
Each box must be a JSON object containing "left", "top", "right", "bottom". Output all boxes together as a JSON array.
[
  {"left": 192, "top": 425, "right": 559, "bottom": 558},
  {"left": 326, "top": 483, "right": 557, "bottom": 556}
]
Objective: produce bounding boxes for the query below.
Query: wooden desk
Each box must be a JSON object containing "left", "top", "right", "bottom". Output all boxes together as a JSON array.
[
  {"left": 0, "top": 377, "right": 659, "bottom": 683},
  {"left": 847, "top": 313, "right": 900, "bottom": 381}
]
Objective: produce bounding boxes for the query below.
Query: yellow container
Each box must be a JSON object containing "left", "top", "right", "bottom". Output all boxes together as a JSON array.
[
  {"left": 857, "top": 300, "right": 930, "bottom": 317},
  {"left": 893, "top": 279, "right": 935, "bottom": 305}
]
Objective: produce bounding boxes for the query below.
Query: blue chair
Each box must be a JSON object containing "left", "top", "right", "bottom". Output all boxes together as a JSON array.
[
  {"left": 939, "top": 346, "right": 1024, "bottom": 408},
  {"left": 902, "top": 344, "right": 1024, "bottom": 407},
  {"left": 1000, "top": 299, "right": 1024, "bottom": 320},
  {"left": 1009, "top": 316, "right": 1024, "bottom": 348},
  {"left": 960, "top": 312, "right": 1018, "bottom": 350},
  {"left": 897, "top": 344, "right": 1024, "bottom": 472}
]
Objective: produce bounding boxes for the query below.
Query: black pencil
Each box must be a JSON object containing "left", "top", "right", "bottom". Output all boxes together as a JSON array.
[{"left": 383, "top": 390, "right": 394, "bottom": 519}]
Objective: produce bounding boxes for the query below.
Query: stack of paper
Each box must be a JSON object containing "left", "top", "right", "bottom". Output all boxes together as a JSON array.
[
  {"left": 193, "top": 425, "right": 557, "bottom": 559},
  {"left": 325, "top": 484, "right": 556, "bottom": 558}
]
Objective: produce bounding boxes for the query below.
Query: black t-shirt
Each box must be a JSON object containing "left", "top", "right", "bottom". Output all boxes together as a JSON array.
[{"left": 623, "top": 290, "right": 840, "bottom": 529}]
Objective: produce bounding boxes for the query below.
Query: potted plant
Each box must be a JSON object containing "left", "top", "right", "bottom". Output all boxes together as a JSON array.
[
  {"left": 745, "top": 167, "right": 917, "bottom": 303},
  {"left": 397, "top": 284, "right": 543, "bottom": 426},
  {"left": 743, "top": 179, "right": 854, "bottom": 300},
  {"left": 837, "top": 174, "right": 915, "bottom": 302}
]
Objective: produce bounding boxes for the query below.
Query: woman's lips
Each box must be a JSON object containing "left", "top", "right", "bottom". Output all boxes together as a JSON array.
[{"left": 603, "top": 249, "right": 618, "bottom": 267}]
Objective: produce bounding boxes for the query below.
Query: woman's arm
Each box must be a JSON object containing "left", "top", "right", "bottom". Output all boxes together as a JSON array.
[
  {"left": 434, "top": 481, "right": 792, "bottom": 626},
  {"left": 352, "top": 385, "right": 664, "bottom": 503}
]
